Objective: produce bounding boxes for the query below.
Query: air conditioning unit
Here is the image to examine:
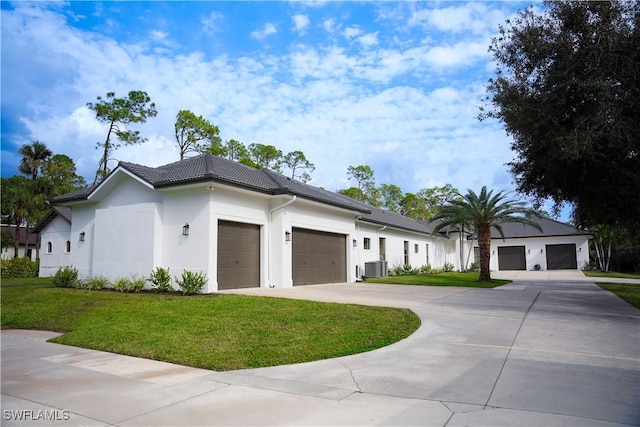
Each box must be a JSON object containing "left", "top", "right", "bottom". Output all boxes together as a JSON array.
[{"left": 365, "top": 261, "right": 388, "bottom": 278}]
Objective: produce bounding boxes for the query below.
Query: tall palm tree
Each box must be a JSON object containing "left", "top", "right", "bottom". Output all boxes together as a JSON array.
[
  {"left": 431, "top": 186, "right": 542, "bottom": 281},
  {"left": 18, "top": 141, "right": 52, "bottom": 181}
]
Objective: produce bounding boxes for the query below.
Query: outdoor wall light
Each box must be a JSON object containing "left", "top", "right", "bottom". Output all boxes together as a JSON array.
[
  {"left": 285, "top": 231, "right": 291, "bottom": 242},
  {"left": 492, "top": 250, "right": 495, "bottom": 255},
  {"left": 540, "top": 249, "right": 543, "bottom": 253},
  {"left": 578, "top": 247, "right": 582, "bottom": 253},
  {"left": 353, "top": 239, "right": 357, "bottom": 248},
  {"left": 182, "top": 223, "right": 190, "bottom": 236},
  {"left": 528, "top": 249, "right": 531, "bottom": 254},
  {"left": 79, "top": 232, "right": 85, "bottom": 242}
]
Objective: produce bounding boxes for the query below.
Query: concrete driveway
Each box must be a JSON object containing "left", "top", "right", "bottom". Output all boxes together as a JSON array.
[{"left": 2, "top": 273, "right": 639, "bottom": 426}]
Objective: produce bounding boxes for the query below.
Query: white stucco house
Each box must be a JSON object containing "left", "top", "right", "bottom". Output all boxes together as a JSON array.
[
  {"left": 1, "top": 224, "right": 38, "bottom": 261},
  {"left": 35, "top": 154, "right": 589, "bottom": 290}
]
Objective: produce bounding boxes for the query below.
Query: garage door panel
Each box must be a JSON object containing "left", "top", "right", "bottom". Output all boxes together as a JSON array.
[
  {"left": 217, "top": 220, "right": 260, "bottom": 290},
  {"left": 546, "top": 244, "right": 577, "bottom": 270},
  {"left": 498, "top": 246, "right": 526, "bottom": 271},
  {"left": 292, "top": 228, "right": 346, "bottom": 286}
]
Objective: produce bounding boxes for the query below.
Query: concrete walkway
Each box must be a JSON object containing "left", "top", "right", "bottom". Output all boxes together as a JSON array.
[{"left": 2, "top": 275, "right": 639, "bottom": 426}]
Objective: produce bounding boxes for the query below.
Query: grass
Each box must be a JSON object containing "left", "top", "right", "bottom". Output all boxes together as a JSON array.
[
  {"left": 597, "top": 282, "right": 640, "bottom": 309},
  {"left": 0, "top": 278, "right": 420, "bottom": 371},
  {"left": 584, "top": 270, "right": 640, "bottom": 279},
  {"left": 364, "top": 271, "right": 510, "bottom": 288}
]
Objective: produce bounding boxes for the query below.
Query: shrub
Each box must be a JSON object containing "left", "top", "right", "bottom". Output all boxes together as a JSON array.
[
  {"left": 1, "top": 257, "right": 39, "bottom": 278},
  {"left": 533, "top": 264, "right": 542, "bottom": 271},
  {"left": 112, "top": 277, "right": 131, "bottom": 292},
  {"left": 82, "top": 275, "right": 110, "bottom": 290},
  {"left": 443, "top": 262, "right": 455, "bottom": 272},
  {"left": 468, "top": 262, "right": 480, "bottom": 272},
  {"left": 419, "top": 264, "right": 432, "bottom": 275},
  {"left": 389, "top": 264, "right": 418, "bottom": 276},
  {"left": 129, "top": 276, "right": 146, "bottom": 293},
  {"left": 175, "top": 270, "right": 207, "bottom": 295},
  {"left": 149, "top": 267, "right": 173, "bottom": 292},
  {"left": 52, "top": 266, "right": 80, "bottom": 288}
]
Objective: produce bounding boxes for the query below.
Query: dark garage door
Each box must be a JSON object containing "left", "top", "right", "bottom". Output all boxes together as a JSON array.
[
  {"left": 217, "top": 220, "right": 260, "bottom": 290},
  {"left": 498, "top": 246, "right": 526, "bottom": 270},
  {"left": 292, "top": 228, "right": 346, "bottom": 286},
  {"left": 546, "top": 244, "right": 577, "bottom": 270}
]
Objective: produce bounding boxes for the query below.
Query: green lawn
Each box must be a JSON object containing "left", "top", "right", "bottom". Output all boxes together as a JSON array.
[
  {"left": 597, "top": 282, "right": 640, "bottom": 309},
  {"left": 364, "top": 271, "right": 510, "bottom": 288},
  {"left": 584, "top": 270, "right": 640, "bottom": 279},
  {"left": 1, "top": 278, "right": 420, "bottom": 371}
]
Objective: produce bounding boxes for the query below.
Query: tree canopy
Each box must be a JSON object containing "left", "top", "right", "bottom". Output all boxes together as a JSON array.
[
  {"left": 174, "top": 110, "right": 221, "bottom": 160},
  {"left": 88, "top": 91, "right": 157, "bottom": 184},
  {"left": 482, "top": 0, "right": 640, "bottom": 231},
  {"left": 431, "top": 186, "right": 541, "bottom": 281}
]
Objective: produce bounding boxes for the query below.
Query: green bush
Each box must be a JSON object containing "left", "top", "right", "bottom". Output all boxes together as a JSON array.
[
  {"left": 149, "top": 267, "right": 173, "bottom": 292},
  {"left": 112, "top": 277, "right": 131, "bottom": 292},
  {"left": 1, "top": 257, "right": 39, "bottom": 278},
  {"left": 468, "top": 262, "right": 480, "bottom": 272},
  {"left": 111, "top": 276, "right": 147, "bottom": 293},
  {"left": 389, "top": 264, "right": 418, "bottom": 276},
  {"left": 52, "top": 266, "right": 79, "bottom": 288},
  {"left": 81, "top": 275, "right": 110, "bottom": 290},
  {"left": 129, "top": 276, "right": 146, "bottom": 293},
  {"left": 443, "top": 262, "right": 455, "bottom": 272},
  {"left": 419, "top": 264, "right": 432, "bottom": 274},
  {"left": 175, "top": 270, "right": 207, "bottom": 295}
]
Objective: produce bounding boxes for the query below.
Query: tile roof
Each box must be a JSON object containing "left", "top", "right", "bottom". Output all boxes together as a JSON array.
[
  {"left": 490, "top": 215, "right": 586, "bottom": 238},
  {"left": 54, "top": 154, "right": 371, "bottom": 214},
  {"left": 32, "top": 206, "right": 72, "bottom": 234},
  {"left": 358, "top": 206, "right": 441, "bottom": 235},
  {"left": 1, "top": 225, "right": 39, "bottom": 245}
]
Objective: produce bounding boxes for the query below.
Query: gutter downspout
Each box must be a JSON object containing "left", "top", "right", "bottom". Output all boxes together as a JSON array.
[{"left": 267, "top": 195, "right": 297, "bottom": 288}]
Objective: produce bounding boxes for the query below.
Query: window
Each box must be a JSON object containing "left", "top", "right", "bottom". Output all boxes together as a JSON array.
[
  {"left": 379, "top": 238, "right": 386, "bottom": 261},
  {"left": 363, "top": 237, "right": 371, "bottom": 250},
  {"left": 474, "top": 247, "right": 480, "bottom": 262},
  {"left": 65, "top": 241, "right": 71, "bottom": 253},
  {"left": 403, "top": 241, "right": 409, "bottom": 265},
  {"left": 426, "top": 244, "right": 430, "bottom": 265},
  {"left": 26, "top": 249, "right": 33, "bottom": 259},
  {"left": 46, "top": 242, "right": 52, "bottom": 253},
  {"left": 414, "top": 244, "right": 419, "bottom": 253}
]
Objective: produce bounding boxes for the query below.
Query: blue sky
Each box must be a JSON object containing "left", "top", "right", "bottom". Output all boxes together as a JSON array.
[{"left": 2, "top": 1, "right": 543, "bottom": 207}]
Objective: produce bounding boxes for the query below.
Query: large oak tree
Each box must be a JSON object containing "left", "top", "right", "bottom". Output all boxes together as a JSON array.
[{"left": 482, "top": 1, "right": 639, "bottom": 231}]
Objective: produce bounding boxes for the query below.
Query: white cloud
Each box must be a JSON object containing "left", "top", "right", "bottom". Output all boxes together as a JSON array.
[
  {"left": 250, "top": 22, "right": 277, "bottom": 40},
  {"left": 357, "top": 32, "right": 378, "bottom": 48},
  {"left": 322, "top": 18, "right": 336, "bottom": 34},
  {"left": 2, "top": 2, "right": 522, "bottom": 202},
  {"left": 292, "top": 14, "right": 309, "bottom": 34},
  {"left": 201, "top": 11, "right": 224, "bottom": 34},
  {"left": 343, "top": 26, "right": 362, "bottom": 39}
]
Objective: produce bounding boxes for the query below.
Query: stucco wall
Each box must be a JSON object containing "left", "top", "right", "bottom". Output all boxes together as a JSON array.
[
  {"left": 354, "top": 223, "right": 453, "bottom": 276},
  {"left": 488, "top": 235, "right": 589, "bottom": 271},
  {"left": 38, "top": 216, "right": 71, "bottom": 277}
]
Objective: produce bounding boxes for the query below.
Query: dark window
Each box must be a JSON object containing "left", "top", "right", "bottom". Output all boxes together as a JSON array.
[
  {"left": 363, "top": 237, "right": 371, "bottom": 250},
  {"left": 65, "top": 241, "right": 71, "bottom": 253},
  {"left": 46, "top": 242, "right": 52, "bottom": 253},
  {"left": 404, "top": 241, "right": 409, "bottom": 265}
]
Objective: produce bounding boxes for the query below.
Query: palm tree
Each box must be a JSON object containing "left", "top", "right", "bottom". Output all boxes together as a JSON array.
[
  {"left": 431, "top": 186, "right": 542, "bottom": 281},
  {"left": 19, "top": 141, "right": 52, "bottom": 181}
]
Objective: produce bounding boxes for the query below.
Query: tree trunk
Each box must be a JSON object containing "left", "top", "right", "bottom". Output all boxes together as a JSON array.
[
  {"left": 12, "top": 225, "right": 20, "bottom": 259},
  {"left": 478, "top": 225, "right": 492, "bottom": 281}
]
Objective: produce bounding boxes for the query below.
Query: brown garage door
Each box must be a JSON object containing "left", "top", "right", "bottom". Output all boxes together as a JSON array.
[
  {"left": 292, "top": 228, "right": 346, "bottom": 285},
  {"left": 546, "top": 244, "right": 577, "bottom": 270},
  {"left": 498, "top": 246, "right": 526, "bottom": 270},
  {"left": 217, "top": 220, "right": 260, "bottom": 290}
]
